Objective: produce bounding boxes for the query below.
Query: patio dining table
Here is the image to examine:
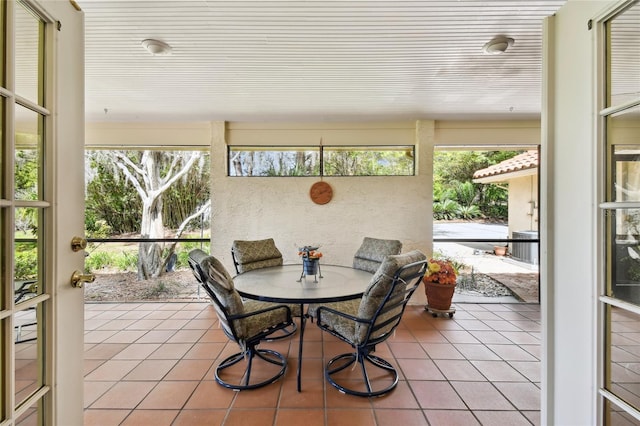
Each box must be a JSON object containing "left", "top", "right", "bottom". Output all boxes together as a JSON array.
[{"left": 233, "top": 263, "right": 373, "bottom": 392}]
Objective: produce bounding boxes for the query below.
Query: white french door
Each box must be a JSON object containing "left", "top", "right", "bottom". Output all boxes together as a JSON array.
[{"left": 2, "top": 1, "right": 84, "bottom": 424}]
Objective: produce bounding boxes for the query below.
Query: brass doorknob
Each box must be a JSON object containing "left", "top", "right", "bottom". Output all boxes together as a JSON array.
[
  {"left": 71, "top": 236, "right": 87, "bottom": 252},
  {"left": 70, "top": 270, "right": 95, "bottom": 288}
]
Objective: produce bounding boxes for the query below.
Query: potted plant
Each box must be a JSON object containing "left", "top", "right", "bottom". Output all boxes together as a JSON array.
[
  {"left": 423, "top": 258, "right": 458, "bottom": 310},
  {"left": 298, "top": 246, "right": 323, "bottom": 275}
]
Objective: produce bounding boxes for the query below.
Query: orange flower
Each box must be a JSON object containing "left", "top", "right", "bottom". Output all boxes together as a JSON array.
[{"left": 423, "top": 259, "right": 457, "bottom": 285}]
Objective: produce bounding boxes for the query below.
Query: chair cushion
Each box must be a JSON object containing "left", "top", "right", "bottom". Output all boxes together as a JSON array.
[
  {"left": 353, "top": 237, "right": 402, "bottom": 273},
  {"left": 242, "top": 300, "right": 293, "bottom": 338},
  {"left": 233, "top": 238, "right": 283, "bottom": 273},
  {"left": 355, "top": 250, "right": 427, "bottom": 343},
  {"left": 309, "top": 299, "right": 361, "bottom": 342}
]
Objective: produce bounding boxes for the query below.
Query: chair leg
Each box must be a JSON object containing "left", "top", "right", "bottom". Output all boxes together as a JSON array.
[
  {"left": 325, "top": 351, "right": 399, "bottom": 397},
  {"left": 215, "top": 346, "right": 287, "bottom": 391},
  {"left": 263, "top": 321, "right": 298, "bottom": 341}
]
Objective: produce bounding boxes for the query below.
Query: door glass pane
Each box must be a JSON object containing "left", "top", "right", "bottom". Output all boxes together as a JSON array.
[
  {"left": 15, "top": 105, "right": 42, "bottom": 201},
  {"left": 15, "top": 2, "right": 43, "bottom": 104},
  {"left": 15, "top": 207, "right": 39, "bottom": 299},
  {"left": 14, "top": 304, "right": 41, "bottom": 406},
  {"left": 607, "top": 306, "right": 640, "bottom": 414},
  {"left": 609, "top": 2, "right": 640, "bottom": 108}
]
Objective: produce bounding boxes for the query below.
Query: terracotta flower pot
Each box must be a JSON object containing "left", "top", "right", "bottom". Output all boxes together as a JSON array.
[
  {"left": 494, "top": 245, "right": 507, "bottom": 256},
  {"left": 425, "top": 281, "right": 456, "bottom": 310}
]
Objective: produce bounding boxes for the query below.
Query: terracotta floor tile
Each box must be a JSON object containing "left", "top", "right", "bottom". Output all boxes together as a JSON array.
[
  {"left": 326, "top": 408, "right": 376, "bottom": 426},
  {"left": 90, "top": 381, "right": 156, "bottom": 409},
  {"left": 183, "top": 381, "right": 236, "bottom": 409},
  {"left": 127, "top": 319, "right": 164, "bottom": 329},
  {"left": 84, "top": 343, "right": 128, "bottom": 360},
  {"left": 409, "top": 381, "right": 467, "bottom": 410},
  {"left": 396, "top": 358, "right": 445, "bottom": 381},
  {"left": 509, "top": 360, "right": 541, "bottom": 382},
  {"left": 155, "top": 318, "right": 191, "bottom": 330},
  {"left": 120, "top": 409, "right": 179, "bottom": 426},
  {"left": 421, "top": 343, "right": 465, "bottom": 359},
  {"left": 325, "top": 383, "right": 373, "bottom": 408},
  {"left": 167, "top": 328, "right": 207, "bottom": 343},
  {"left": 472, "top": 410, "right": 532, "bottom": 425},
  {"left": 164, "top": 358, "right": 214, "bottom": 381},
  {"left": 135, "top": 329, "right": 177, "bottom": 343},
  {"left": 275, "top": 408, "right": 325, "bottom": 426},
  {"left": 453, "top": 319, "right": 494, "bottom": 331},
  {"left": 371, "top": 381, "right": 420, "bottom": 409},
  {"left": 124, "top": 359, "right": 177, "bottom": 381},
  {"left": 84, "top": 381, "right": 115, "bottom": 407},
  {"left": 96, "top": 319, "right": 137, "bottom": 331},
  {"left": 112, "top": 343, "right": 161, "bottom": 360},
  {"left": 138, "top": 381, "right": 199, "bottom": 409},
  {"left": 172, "top": 409, "right": 227, "bottom": 426},
  {"left": 440, "top": 330, "right": 480, "bottom": 344},
  {"left": 453, "top": 343, "right": 501, "bottom": 360},
  {"left": 232, "top": 381, "right": 282, "bottom": 408},
  {"left": 83, "top": 409, "right": 130, "bottom": 426},
  {"left": 494, "top": 381, "right": 541, "bottom": 410},
  {"left": 469, "top": 360, "right": 528, "bottom": 382},
  {"left": 103, "top": 329, "right": 147, "bottom": 344},
  {"left": 467, "top": 330, "right": 512, "bottom": 344},
  {"left": 182, "top": 341, "right": 226, "bottom": 359},
  {"left": 451, "top": 381, "right": 513, "bottom": 410},
  {"left": 388, "top": 342, "right": 429, "bottom": 359},
  {"left": 374, "top": 408, "right": 429, "bottom": 425},
  {"left": 84, "top": 359, "right": 141, "bottom": 381},
  {"left": 278, "top": 378, "right": 324, "bottom": 408},
  {"left": 423, "top": 409, "right": 481, "bottom": 426},
  {"left": 224, "top": 408, "right": 276, "bottom": 426},
  {"left": 408, "top": 329, "right": 449, "bottom": 343},
  {"left": 486, "top": 343, "right": 538, "bottom": 361},
  {"left": 146, "top": 343, "right": 193, "bottom": 359},
  {"left": 82, "top": 303, "right": 542, "bottom": 424},
  {"left": 84, "top": 329, "right": 118, "bottom": 344},
  {"left": 434, "top": 359, "right": 485, "bottom": 381}
]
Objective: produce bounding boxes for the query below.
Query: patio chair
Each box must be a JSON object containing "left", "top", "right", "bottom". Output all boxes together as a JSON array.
[
  {"left": 231, "top": 238, "right": 283, "bottom": 274},
  {"left": 311, "top": 250, "right": 427, "bottom": 397},
  {"left": 231, "top": 238, "right": 300, "bottom": 339},
  {"left": 352, "top": 237, "right": 403, "bottom": 273},
  {"left": 188, "top": 249, "right": 293, "bottom": 390}
]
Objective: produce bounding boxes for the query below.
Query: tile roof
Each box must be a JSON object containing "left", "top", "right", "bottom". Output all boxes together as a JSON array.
[{"left": 473, "top": 150, "right": 539, "bottom": 180}]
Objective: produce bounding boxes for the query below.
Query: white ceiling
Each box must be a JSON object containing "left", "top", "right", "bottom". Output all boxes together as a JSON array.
[{"left": 76, "top": 0, "right": 568, "bottom": 123}]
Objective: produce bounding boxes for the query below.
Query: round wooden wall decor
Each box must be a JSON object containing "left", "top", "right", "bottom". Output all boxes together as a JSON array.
[{"left": 309, "top": 181, "right": 333, "bottom": 205}]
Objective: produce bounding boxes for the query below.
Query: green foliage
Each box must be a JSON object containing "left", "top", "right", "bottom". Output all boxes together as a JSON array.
[
  {"left": 453, "top": 181, "right": 477, "bottom": 207},
  {"left": 433, "top": 199, "right": 460, "bottom": 220},
  {"left": 455, "top": 205, "right": 482, "bottom": 220},
  {"left": 85, "top": 150, "right": 211, "bottom": 234},
  {"left": 84, "top": 251, "right": 116, "bottom": 272},
  {"left": 15, "top": 148, "right": 39, "bottom": 201},
  {"left": 15, "top": 244, "right": 38, "bottom": 280},
  {"left": 85, "top": 152, "right": 142, "bottom": 234},
  {"left": 323, "top": 149, "right": 413, "bottom": 176},
  {"left": 115, "top": 251, "right": 138, "bottom": 271},
  {"left": 433, "top": 150, "right": 520, "bottom": 222}
]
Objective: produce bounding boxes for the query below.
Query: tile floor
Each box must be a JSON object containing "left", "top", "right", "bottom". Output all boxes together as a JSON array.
[{"left": 83, "top": 302, "right": 541, "bottom": 426}]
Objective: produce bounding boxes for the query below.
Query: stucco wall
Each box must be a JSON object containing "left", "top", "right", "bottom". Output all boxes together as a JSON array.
[
  {"left": 210, "top": 121, "right": 434, "bottom": 273},
  {"left": 508, "top": 174, "right": 539, "bottom": 235}
]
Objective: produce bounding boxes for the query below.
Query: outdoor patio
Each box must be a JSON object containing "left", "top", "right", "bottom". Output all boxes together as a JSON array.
[{"left": 83, "top": 301, "right": 541, "bottom": 425}]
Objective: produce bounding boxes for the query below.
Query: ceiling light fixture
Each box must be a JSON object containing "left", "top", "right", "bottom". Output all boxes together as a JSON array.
[
  {"left": 482, "top": 36, "right": 514, "bottom": 55},
  {"left": 141, "top": 39, "right": 172, "bottom": 56}
]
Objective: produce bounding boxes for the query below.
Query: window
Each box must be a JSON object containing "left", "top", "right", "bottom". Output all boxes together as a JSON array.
[
  {"left": 599, "top": 1, "right": 640, "bottom": 423},
  {"left": 229, "top": 145, "right": 414, "bottom": 176}
]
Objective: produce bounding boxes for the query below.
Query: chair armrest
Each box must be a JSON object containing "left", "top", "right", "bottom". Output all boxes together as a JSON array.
[
  {"left": 316, "top": 305, "right": 367, "bottom": 328},
  {"left": 228, "top": 304, "right": 292, "bottom": 323}
]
